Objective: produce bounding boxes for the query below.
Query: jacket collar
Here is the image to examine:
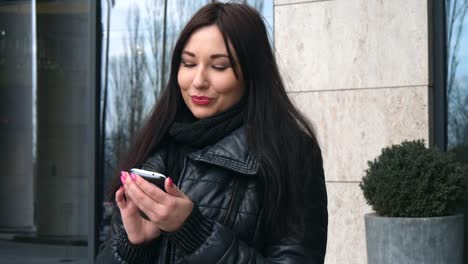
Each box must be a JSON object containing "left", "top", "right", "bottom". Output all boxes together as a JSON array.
[{"left": 188, "top": 127, "right": 259, "bottom": 175}]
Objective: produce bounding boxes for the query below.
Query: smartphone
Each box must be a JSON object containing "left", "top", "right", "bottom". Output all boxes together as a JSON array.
[
  {"left": 130, "top": 168, "right": 166, "bottom": 191},
  {"left": 129, "top": 168, "right": 167, "bottom": 221}
]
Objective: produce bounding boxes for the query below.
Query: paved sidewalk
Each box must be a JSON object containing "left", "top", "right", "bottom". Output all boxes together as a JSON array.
[{"left": 0, "top": 240, "right": 88, "bottom": 264}]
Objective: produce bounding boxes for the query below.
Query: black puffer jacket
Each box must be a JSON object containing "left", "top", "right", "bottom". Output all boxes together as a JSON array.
[{"left": 96, "top": 127, "right": 328, "bottom": 263}]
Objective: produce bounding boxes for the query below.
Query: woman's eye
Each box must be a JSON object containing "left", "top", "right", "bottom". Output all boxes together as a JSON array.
[
  {"left": 212, "top": 65, "right": 230, "bottom": 71},
  {"left": 181, "top": 61, "right": 196, "bottom": 68}
]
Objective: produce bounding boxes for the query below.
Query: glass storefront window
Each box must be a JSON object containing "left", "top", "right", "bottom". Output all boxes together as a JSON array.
[
  {"left": 98, "top": 1, "right": 274, "bottom": 251},
  {"left": 446, "top": 1, "right": 468, "bottom": 160},
  {"left": 445, "top": 0, "right": 468, "bottom": 260}
]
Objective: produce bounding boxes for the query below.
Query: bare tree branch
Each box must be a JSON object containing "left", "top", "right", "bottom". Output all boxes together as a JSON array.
[{"left": 144, "top": 0, "right": 164, "bottom": 101}]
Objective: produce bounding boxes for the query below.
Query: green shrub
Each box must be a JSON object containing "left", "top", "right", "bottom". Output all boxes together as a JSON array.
[{"left": 359, "top": 139, "right": 468, "bottom": 217}]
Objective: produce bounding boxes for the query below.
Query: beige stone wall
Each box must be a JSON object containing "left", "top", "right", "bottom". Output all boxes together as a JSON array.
[{"left": 274, "top": 0, "right": 431, "bottom": 263}]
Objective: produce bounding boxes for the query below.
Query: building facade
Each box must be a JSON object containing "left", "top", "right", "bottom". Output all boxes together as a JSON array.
[{"left": 0, "top": 0, "right": 466, "bottom": 263}]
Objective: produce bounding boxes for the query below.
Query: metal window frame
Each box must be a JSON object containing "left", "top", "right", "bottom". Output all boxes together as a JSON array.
[
  {"left": 89, "top": 0, "right": 99, "bottom": 262},
  {"left": 430, "top": 0, "right": 447, "bottom": 151}
]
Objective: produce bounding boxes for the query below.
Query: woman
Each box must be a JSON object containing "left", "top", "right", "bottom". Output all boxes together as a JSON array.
[{"left": 96, "top": 2, "right": 327, "bottom": 263}]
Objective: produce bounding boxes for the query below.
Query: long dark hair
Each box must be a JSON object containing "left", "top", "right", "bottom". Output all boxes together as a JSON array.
[{"left": 109, "top": 2, "right": 322, "bottom": 240}]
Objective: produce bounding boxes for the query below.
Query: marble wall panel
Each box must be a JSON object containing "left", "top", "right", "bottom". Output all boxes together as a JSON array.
[
  {"left": 324, "top": 182, "right": 373, "bottom": 264},
  {"left": 275, "top": 0, "right": 429, "bottom": 92},
  {"left": 289, "top": 86, "right": 430, "bottom": 182}
]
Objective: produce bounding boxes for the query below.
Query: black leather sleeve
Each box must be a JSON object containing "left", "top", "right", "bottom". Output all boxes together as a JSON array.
[
  {"left": 94, "top": 148, "right": 167, "bottom": 264},
  {"left": 95, "top": 204, "right": 159, "bottom": 264}
]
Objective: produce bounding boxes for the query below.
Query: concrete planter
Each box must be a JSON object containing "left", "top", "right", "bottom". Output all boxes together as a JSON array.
[{"left": 365, "top": 213, "right": 464, "bottom": 264}]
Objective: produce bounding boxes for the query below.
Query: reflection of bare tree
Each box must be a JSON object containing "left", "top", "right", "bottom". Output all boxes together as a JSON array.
[
  {"left": 108, "top": 55, "right": 129, "bottom": 166},
  {"left": 447, "top": 0, "right": 468, "bottom": 95},
  {"left": 105, "top": 5, "right": 147, "bottom": 182},
  {"left": 124, "top": 6, "right": 147, "bottom": 139},
  {"left": 446, "top": 0, "right": 468, "bottom": 148},
  {"left": 164, "top": 0, "right": 193, "bottom": 84},
  {"left": 145, "top": 0, "right": 165, "bottom": 101},
  {"left": 449, "top": 77, "right": 468, "bottom": 144}
]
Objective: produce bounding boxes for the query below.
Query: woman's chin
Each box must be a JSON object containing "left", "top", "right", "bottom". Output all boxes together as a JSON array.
[{"left": 191, "top": 109, "right": 216, "bottom": 120}]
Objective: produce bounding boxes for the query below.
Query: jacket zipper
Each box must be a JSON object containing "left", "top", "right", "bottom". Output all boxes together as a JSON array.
[
  {"left": 223, "top": 177, "right": 240, "bottom": 226},
  {"left": 176, "top": 158, "right": 188, "bottom": 189},
  {"left": 170, "top": 158, "right": 188, "bottom": 264}
]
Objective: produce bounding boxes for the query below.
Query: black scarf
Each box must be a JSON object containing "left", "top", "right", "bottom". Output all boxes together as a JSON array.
[{"left": 165, "top": 101, "right": 245, "bottom": 182}]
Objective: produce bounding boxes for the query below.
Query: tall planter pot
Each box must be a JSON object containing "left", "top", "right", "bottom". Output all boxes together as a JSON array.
[{"left": 365, "top": 213, "right": 464, "bottom": 264}]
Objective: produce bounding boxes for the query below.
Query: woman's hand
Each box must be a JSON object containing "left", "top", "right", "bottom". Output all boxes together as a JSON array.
[
  {"left": 123, "top": 172, "right": 194, "bottom": 233},
  {"left": 115, "top": 172, "right": 161, "bottom": 245}
]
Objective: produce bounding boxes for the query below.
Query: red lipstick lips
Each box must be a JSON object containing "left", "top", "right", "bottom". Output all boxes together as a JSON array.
[{"left": 191, "top": 96, "right": 212, "bottom": 105}]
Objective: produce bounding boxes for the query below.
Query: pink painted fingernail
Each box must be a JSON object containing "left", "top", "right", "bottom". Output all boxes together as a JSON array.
[
  {"left": 130, "top": 173, "right": 137, "bottom": 181},
  {"left": 168, "top": 177, "right": 174, "bottom": 186},
  {"left": 120, "top": 171, "right": 127, "bottom": 181}
]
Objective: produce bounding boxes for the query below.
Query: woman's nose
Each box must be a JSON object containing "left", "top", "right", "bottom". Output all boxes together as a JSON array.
[{"left": 192, "top": 67, "right": 209, "bottom": 89}]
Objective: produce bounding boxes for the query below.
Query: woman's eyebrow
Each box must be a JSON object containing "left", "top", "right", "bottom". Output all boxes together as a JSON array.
[
  {"left": 182, "top": 50, "right": 229, "bottom": 59},
  {"left": 182, "top": 51, "right": 195, "bottom": 57},
  {"left": 210, "top": 54, "right": 229, "bottom": 59}
]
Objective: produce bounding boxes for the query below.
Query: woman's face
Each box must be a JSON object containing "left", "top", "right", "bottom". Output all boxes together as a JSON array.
[{"left": 177, "top": 25, "right": 244, "bottom": 119}]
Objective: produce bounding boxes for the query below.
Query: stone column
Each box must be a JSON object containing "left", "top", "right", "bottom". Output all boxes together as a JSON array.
[
  {"left": 35, "top": 2, "right": 91, "bottom": 239},
  {"left": 0, "top": 6, "right": 35, "bottom": 233}
]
